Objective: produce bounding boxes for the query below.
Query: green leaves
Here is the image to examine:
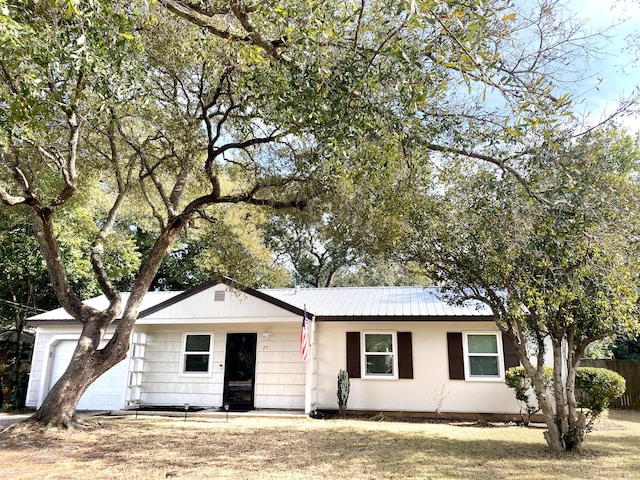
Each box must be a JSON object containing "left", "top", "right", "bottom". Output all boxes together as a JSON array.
[
  {"left": 411, "top": 127, "right": 640, "bottom": 341},
  {"left": 575, "top": 367, "right": 626, "bottom": 415}
]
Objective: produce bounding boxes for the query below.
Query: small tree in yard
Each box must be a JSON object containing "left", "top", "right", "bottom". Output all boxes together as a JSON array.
[
  {"left": 505, "top": 366, "right": 553, "bottom": 426},
  {"left": 409, "top": 130, "right": 640, "bottom": 451},
  {"left": 505, "top": 366, "right": 625, "bottom": 431}
]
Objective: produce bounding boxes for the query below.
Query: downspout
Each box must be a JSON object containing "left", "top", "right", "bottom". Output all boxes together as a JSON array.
[{"left": 311, "top": 311, "right": 318, "bottom": 415}]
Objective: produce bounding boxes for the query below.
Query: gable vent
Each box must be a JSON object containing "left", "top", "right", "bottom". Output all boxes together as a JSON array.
[{"left": 214, "top": 290, "right": 226, "bottom": 302}]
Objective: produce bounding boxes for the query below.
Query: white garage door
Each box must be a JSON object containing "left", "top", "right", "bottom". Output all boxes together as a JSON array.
[{"left": 49, "top": 340, "right": 127, "bottom": 411}]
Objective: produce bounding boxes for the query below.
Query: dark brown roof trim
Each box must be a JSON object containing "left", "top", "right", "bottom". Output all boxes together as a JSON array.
[
  {"left": 138, "top": 276, "right": 306, "bottom": 319},
  {"left": 28, "top": 319, "right": 79, "bottom": 326},
  {"left": 27, "top": 318, "right": 126, "bottom": 326}
]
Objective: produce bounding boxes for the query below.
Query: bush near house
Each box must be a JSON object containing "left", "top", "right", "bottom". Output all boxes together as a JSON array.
[
  {"left": 505, "top": 366, "right": 553, "bottom": 425},
  {"left": 575, "top": 367, "right": 626, "bottom": 415},
  {"left": 505, "top": 366, "right": 625, "bottom": 427}
]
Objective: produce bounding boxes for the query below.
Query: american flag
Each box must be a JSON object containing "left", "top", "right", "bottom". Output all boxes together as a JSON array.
[{"left": 300, "top": 308, "right": 310, "bottom": 361}]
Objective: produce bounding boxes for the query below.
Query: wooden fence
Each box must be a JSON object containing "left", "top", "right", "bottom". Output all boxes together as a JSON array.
[{"left": 581, "top": 359, "right": 640, "bottom": 409}]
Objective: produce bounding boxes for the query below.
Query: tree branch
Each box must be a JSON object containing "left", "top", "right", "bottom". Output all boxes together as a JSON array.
[
  {"left": 89, "top": 118, "right": 127, "bottom": 311},
  {"left": 422, "top": 142, "right": 560, "bottom": 209},
  {"left": 209, "top": 132, "right": 280, "bottom": 160},
  {"left": 218, "top": 194, "right": 307, "bottom": 210},
  {"left": 28, "top": 209, "right": 88, "bottom": 321},
  {"left": 0, "top": 184, "right": 26, "bottom": 206},
  {"left": 161, "top": 0, "right": 285, "bottom": 56}
]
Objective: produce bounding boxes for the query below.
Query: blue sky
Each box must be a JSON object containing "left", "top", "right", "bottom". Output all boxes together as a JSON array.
[{"left": 564, "top": 0, "right": 640, "bottom": 130}]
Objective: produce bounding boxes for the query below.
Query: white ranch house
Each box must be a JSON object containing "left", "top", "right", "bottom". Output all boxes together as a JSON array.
[{"left": 26, "top": 279, "right": 523, "bottom": 416}]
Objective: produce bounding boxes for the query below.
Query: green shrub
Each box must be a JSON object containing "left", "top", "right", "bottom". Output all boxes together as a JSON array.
[
  {"left": 505, "top": 366, "right": 553, "bottom": 425},
  {"left": 575, "top": 367, "right": 626, "bottom": 415}
]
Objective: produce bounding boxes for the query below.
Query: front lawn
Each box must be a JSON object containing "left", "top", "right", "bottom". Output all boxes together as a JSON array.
[{"left": 1, "top": 410, "right": 639, "bottom": 479}]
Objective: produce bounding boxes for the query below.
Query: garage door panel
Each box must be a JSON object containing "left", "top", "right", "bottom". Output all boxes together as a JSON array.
[{"left": 50, "top": 340, "right": 127, "bottom": 411}]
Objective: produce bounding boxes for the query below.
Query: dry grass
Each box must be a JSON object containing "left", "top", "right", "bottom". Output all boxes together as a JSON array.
[{"left": 1, "top": 410, "right": 639, "bottom": 480}]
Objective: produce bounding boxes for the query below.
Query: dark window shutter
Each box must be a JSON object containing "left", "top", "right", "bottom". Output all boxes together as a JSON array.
[
  {"left": 502, "top": 332, "right": 520, "bottom": 370},
  {"left": 346, "top": 332, "right": 361, "bottom": 379},
  {"left": 447, "top": 332, "right": 465, "bottom": 380},
  {"left": 397, "top": 332, "right": 413, "bottom": 379}
]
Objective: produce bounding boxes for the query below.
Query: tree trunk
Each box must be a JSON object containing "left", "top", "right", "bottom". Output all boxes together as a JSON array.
[
  {"left": 528, "top": 337, "right": 586, "bottom": 452},
  {"left": 30, "top": 372, "right": 94, "bottom": 428},
  {"left": 529, "top": 368, "right": 564, "bottom": 452},
  {"left": 563, "top": 337, "right": 586, "bottom": 451},
  {"left": 29, "top": 333, "right": 123, "bottom": 428},
  {"left": 504, "top": 328, "right": 572, "bottom": 452},
  {"left": 29, "top": 219, "right": 185, "bottom": 428}
]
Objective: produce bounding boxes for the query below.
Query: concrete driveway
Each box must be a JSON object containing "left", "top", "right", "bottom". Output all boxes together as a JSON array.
[{"left": 0, "top": 412, "right": 33, "bottom": 429}]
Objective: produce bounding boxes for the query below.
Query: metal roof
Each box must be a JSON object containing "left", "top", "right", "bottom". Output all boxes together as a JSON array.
[
  {"left": 27, "top": 291, "right": 182, "bottom": 323},
  {"left": 263, "top": 286, "right": 493, "bottom": 320},
  {"left": 27, "top": 282, "right": 494, "bottom": 324}
]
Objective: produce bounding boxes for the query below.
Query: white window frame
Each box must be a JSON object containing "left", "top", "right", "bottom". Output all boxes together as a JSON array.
[
  {"left": 180, "top": 332, "right": 214, "bottom": 377},
  {"left": 361, "top": 331, "right": 398, "bottom": 380},
  {"left": 462, "top": 332, "right": 504, "bottom": 382}
]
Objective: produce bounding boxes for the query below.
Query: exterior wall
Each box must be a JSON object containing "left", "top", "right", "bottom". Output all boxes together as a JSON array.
[
  {"left": 27, "top": 321, "right": 306, "bottom": 411},
  {"left": 26, "top": 294, "right": 525, "bottom": 415},
  {"left": 254, "top": 327, "right": 306, "bottom": 409},
  {"left": 25, "top": 325, "right": 121, "bottom": 409},
  {"left": 139, "top": 285, "right": 297, "bottom": 323},
  {"left": 314, "top": 321, "right": 521, "bottom": 414},
  {"left": 26, "top": 326, "right": 60, "bottom": 407},
  {"left": 137, "top": 323, "right": 305, "bottom": 409}
]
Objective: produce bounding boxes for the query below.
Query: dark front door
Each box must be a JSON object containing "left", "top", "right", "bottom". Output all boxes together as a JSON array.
[{"left": 223, "top": 333, "right": 257, "bottom": 411}]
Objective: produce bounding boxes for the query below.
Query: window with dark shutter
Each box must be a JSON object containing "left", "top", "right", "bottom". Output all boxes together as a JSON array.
[
  {"left": 346, "top": 331, "right": 361, "bottom": 378},
  {"left": 502, "top": 332, "right": 520, "bottom": 370},
  {"left": 447, "top": 332, "right": 465, "bottom": 380},
  {"left": 397, "top": 332, "right": 413, "bottom": 379}
]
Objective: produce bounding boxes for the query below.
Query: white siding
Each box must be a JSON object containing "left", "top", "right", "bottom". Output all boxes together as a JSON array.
[
  {"left": 25, "top": 327, "right": 58, "bottom": 407},
  {"left": 25, "top": 326, "right": 124, "bottom": 409},
  {"left": 139, "top": 326, "right": 221, "bottom": 406},
  {"left": 139, "top": 284, "right": 297, "bottom": 323},
  {"left": 314, "top": 321, "right": 521, "bottom": 414},
  {"left": 138, "top": 324, "right": 305, "bottom": 409},
  {"left": 255, "top": 331, "right": 305, "bottom": 409}
]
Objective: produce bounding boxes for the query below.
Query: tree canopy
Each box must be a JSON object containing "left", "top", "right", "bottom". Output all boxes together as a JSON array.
[{"left": 1, "top": 0, "right": 638, "bottom": 443}]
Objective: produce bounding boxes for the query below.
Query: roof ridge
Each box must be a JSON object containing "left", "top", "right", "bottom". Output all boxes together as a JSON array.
[{"left": 262, "top": 285, "right": 438, "bottom": 291}]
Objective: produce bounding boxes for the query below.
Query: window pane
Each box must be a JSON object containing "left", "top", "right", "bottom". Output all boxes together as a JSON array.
[
  {"left": 467, "top": 334, "right": 497, "bottom": 354},
  {"left": 186, "top": 334, "right": 210, "bottom": 352},
  {"left": 365, "top": 334, "right": 393, "bottom": 353},
  {"left": 469, "top": 356, "right": 499, "bottom": 376},
  {"left": 185, "top": 354, "right": 209, "bottom": 372},
  {"left": 365, "top": 354, "right": 394, "bottom": 375}
]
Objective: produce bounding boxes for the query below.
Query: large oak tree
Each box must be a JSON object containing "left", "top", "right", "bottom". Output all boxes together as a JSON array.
[{"left": 0, "top": 0, "right": 622, "bottom": 432}]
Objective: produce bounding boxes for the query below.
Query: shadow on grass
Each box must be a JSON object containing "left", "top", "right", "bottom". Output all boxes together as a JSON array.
[
  {"left": 607, "top": 409, "right": 640, "bottom": 423},
  {"left": 2, "top": 415, "right": 639, "bottom": 479},
  {"left": 78, "top": 419, "right": 634, "bottom": 478}
]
